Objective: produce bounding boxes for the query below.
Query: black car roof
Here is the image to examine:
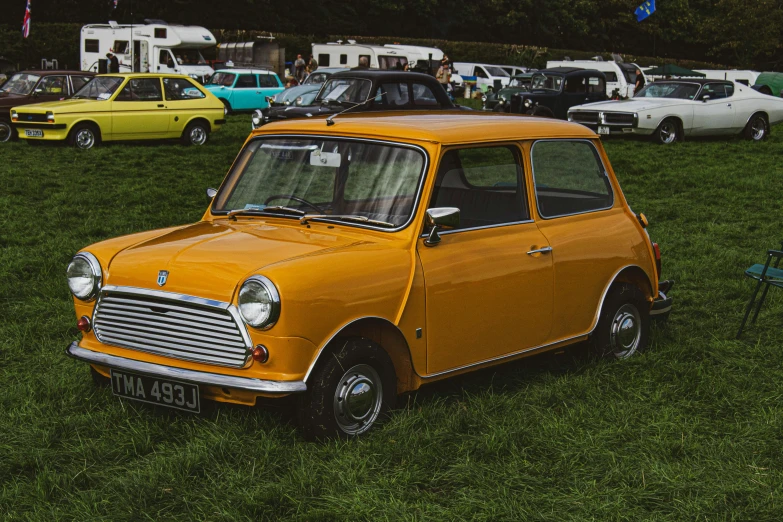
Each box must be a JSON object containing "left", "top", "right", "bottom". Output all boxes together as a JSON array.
[
  {"left": 330, "top": 69, "right": 441, "bottom": 82},
  {"left": 536, "top": 67, "right": 605, "bottom": 78}
]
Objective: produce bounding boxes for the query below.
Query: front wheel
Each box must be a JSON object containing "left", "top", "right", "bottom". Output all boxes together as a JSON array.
[
  {"left": 653, "top": 118, "right": 680, "bottom": 145},
  {"left": 181, "top": 121, "right": 209, "bottom": 146},
  {"left": 0, "top": 118, "right": 15, "bottom": 142},
  {"left": 744, "top": 113, "right": 768, "bottom": 141},
  {"left": 298, "top": 338, "right": 396, "bottom": 440},
  {"left": 591, "top": 283, "right": 650, "bottom": 359},
  {"left": 68, "top": 123, "right": 100, "bottom": 150}
]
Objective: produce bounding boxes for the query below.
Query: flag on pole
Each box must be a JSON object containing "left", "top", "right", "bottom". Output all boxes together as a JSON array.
[
  {"left": 635, "top": 0, "right": 656, "bottom": 22},
  {"left": 22, "top": 0, "right": 32, "bottom": 38}
]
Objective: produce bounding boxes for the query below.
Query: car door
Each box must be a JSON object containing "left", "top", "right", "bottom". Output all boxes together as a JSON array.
[
  {"left": 33, "top": 75, "right": 68, "bottom": 103},
  {"left": 111, "top": 77, "right": 170, "bottom": 139},
  {"left": 417, "top": 144, "right": 554, "bottom": 374},
  {"left": 692, "top": 83, "right": 736, "bottom": 135},
  {"left": 162, "top": 77, "right": 211, "bottom": 137},
  {"left": 230, "top": 73, "right": 259, "bottom": 110},
  {"left": 560, "top": 75, "right": 588, "bottom": 118},
  {"left": 257, "top": 73, "right": 284, "bottom": 109},
  {"left": 156, "top": 49, "right": 178, "bottom": 75},
  {"left": 528, "top": 139, "right": 623, "bottom": 343}
]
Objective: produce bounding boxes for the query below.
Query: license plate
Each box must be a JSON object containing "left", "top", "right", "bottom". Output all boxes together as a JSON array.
[
  {"left": 25, "top": 129, "right": 43, "bottom": 138},
  {"left": 110, "top": 370, "right": 200, "bottom": 413},
  {"left": 597, "top": 126, "right": 610, "bottom": 135}
]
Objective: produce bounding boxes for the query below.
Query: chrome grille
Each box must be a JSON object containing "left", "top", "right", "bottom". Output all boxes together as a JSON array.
[
  {"left": 604, "top": 112, "right": 635, "bottom": 125},
  {"left": 93, "top": 286, "right": 251, "bottom": 368},
  {"left": 571, "top": 111, "right": 600, "bottom": 124}
]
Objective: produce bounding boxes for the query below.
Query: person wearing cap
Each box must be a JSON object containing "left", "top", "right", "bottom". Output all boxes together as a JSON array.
[{"left": 106, "top": 52, "right": 120, "bottom": 73}]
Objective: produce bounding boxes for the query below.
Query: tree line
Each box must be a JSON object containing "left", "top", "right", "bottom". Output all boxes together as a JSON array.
[{"left": 0, "top": 0, "right": 781, "bottom": 69}]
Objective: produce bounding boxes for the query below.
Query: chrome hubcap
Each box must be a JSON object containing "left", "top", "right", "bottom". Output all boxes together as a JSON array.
[
  {"left": 751, "top": 118, "right": 766, "bottom": 140},
  {"left": 660, "top": 122, "right": 677, "bottom": 144},
  {"left": 609, "top": 304, "right": 642, "bottom": 359},
  {"left": 0, "top": 122, "right": 11, "bottom": 142},
  {"left": 76, "top": 129, "right": 95, "bottom": 149},
  {"left": 190, "top": 126, "right": 207, "bottom": 145},
  {"left": 333, "top": 364, "right": 383, "bottom": 435}
]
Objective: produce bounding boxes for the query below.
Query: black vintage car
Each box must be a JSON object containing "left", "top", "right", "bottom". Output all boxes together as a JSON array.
[
  {"left": 508, "top": 67, "right": 606, "bottom": 119},
  {"left": 483, "top": 72, "right": 533, "bottom": 112},
  {"left": 253, "top": 69, "right": 461, "bottom": 128}
]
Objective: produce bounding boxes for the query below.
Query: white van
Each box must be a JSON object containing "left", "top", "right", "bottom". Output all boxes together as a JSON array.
[
  {"left": 452, "top": 63, "right": 511, "bottom": 92},
  {"left": 546, "top": 59, "right": 646, "bottom": 98},
  {"left": 80, "top": 21, "right": 216, "bottom": 82},
  {"left": 311, "top": 42, "right": 410, "bottom": 70},
  {"left": 695, "top": 70, "right": 760, "bottom": 87}
]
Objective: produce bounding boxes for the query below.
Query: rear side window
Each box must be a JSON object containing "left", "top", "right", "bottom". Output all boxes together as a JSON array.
[
  {"left": 587, "top": 76, "right": 605, "bottom": 93},
  {"left": 163, "top": 77, "right": 205, "bottom": 100},
  {"left": 428, "top": 146, "right": 528, "bottom": 229},
  {"left": 374, "top": 83, "right": 410, "bottom": 108},
  {"left": 604, "top": 72, "right": 618, "bottom": 82},
  {"left": 258, "top": 74, "right": 279, "bottom": 87},
  {"left": 412, "top": 83, "right": 439, "bottom": 106},
  {"left": 531, "top": 140, "right": 613, "bottom": 218},
  {"left": 235, "top": 74, "right": 257, "bottom": 88},
  {"left": 564, "top": 77, "right": 585, "bottom": 93},
  {"left": 115, "top": 78, "right": 163, "bottom": 102}
]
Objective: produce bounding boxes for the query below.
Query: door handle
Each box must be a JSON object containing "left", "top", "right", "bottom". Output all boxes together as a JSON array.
[
  {"left": 527, "top": 246, "right": 552, "bottom": 255},
  {"left": 727, "top": 103, "right": 732, "bottom": 107},
  {"left": 158, "top": 104, "right": 165, "bottom": 108}
]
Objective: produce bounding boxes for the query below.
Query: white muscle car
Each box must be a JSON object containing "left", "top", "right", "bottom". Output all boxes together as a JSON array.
[{"left": 567, "top": 79, "right": 783, "bottom": 144}]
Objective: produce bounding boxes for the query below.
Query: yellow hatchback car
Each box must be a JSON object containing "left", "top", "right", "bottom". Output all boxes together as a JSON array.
[
  {"left": 11, "top": 73, "right": 226, "bottom": 149},
  {"left": 64, "top": 112, "right": 672, "bottom": 438}
]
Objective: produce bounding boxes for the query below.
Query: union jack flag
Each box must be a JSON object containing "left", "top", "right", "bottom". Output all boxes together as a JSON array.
[{"left": 22, "top": 0, "right": 31, "bottom": 38}]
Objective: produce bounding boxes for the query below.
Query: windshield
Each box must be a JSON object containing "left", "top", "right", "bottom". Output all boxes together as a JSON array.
[
  {"left": 485, "top": 66, "right": 510, "bottom": 77},
  {"left": 207, "top": 72, "right": 236, "bottom": 86},
  {"left": 531, "top": 73, "right": 563, "bottom": 91},
  {"left": 173, "top": 49, "right": 207, "bottom": 65},
  {"left": 510, "top": 77, "right": 531, "bottom": 88},
  {"left": 72, "top": 76, "right": 124, "bottom": 100},
  {"left": 0, "top": 73, "right": 41, "bottom": 95},
  {"left": 304, "top": 72, "right": 331, "bottom": 85},
  {"left": 316, "top": 78, "right": 372, "bottom": 104},
  {"left": 213, "top": 137, "right": 426, "bottom": 229},
  {"left": 636, "top": 82, "right": 701, "bottom": 99}
]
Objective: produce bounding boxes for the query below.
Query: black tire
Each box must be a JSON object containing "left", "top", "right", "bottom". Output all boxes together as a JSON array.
[
  {"left": 68, "top": 123, "right": 100, "bottom": 150},
  {"left": 652, "top": 118, "right": 680, "bottom": 145},
  {"left": 298, "top": 337, "right": 396, "bottom": 440},
  {"left": 0, "top": 118, "right": 15, "bottom": 143},
  {"left": 181, "top": 120, "right": 209, "bottom": 146},
  {"left": 529, "top": 105, "right": 554, "bottom": 118},
  {"left": 743, "top": 113, "right": 769, "bottom": 141},
  {"left": 220, "top": 98, "right": 232, "bottom": 115},
  {"left": 492, "top": 104, "right": 505, "bottom": 113},
  {"left": 590, "top": 283, "right": 650, "bottom": 359}
]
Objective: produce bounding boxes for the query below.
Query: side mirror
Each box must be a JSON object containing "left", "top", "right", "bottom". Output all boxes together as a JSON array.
[
  {"left": 701, "top": 95, "right": 710, "bottom": 102},
  {"left": 424, "top": 207, "right": 460, "bottom": 247},
  {"left": 206, "top": 187, "right": 217, "bottom": 201},
  {"left": 33, "top": 88, "right": 43, "bottom": 96}
]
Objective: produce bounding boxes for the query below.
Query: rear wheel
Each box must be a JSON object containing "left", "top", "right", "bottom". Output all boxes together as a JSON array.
[
  {"left": 68, "top": 123, "right": 100, "bottom": 150},
  {"left": 744, "top": 113, "right": 768, "bottom": 141},
  {"left": 181, "top": 120, "right": 209, "bottom": 146},
  {"left": 591, "top": 283, "right": 650, "bottom": 359},
  {"left": 298, "top": 337, "right": 396, "bottom": 440},
  {"left": 0, "top": 118, "right": 15, "bottom": 142},
  {"left": 653, "top": 118, "right": 680, "bottom": 145}
]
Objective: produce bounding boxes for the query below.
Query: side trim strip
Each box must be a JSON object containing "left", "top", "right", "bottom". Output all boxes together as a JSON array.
[{"left": 66, "top": 342, "right": 307, "bottom": 394}]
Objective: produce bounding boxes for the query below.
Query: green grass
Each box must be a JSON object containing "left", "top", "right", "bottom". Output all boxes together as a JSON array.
[{"left": 2, "top": 114, "right": 783, "bottom": 521}]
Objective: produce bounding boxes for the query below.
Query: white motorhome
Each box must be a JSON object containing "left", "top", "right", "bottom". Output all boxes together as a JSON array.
[
  {"left": 695, "top": 70, "right": 760, "bottom": 86},
  {"left": 546, "top": 59, "right": 646, "bottom": 98},
  {"left": 80, "top": 21, "right": 216, "bottom": 82},
  {"left": 383, "top": 44, "right": 443, "bottom": 71},
  {"left": 452, "top": 63, "right": 511, "bottom": 92},
  {"left": 311, "top": 41, "right": 410, "bottom": 70}
]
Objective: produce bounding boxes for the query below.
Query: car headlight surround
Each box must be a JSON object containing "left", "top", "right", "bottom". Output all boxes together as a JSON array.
[
  {"left": 238, "top": 275, "right": 280, "bottom": 329},
  {"left": 252, "top": 109, "right": 263, "bottom": 129},
  {"left": 67, "top": 252, "right": 102, "bottom": 301},
  {"left": 295, "top": 96, "right": 304, "bottom": 106},
  {"left": 523, "top": 98, "right": 533, "bottom": 108}
]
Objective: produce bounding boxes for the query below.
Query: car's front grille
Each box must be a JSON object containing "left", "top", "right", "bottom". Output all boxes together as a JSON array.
[
  {"left": 93, "top": 287, "right": 251, "bottom": 368},
  {"left": 16, "top": 113, "right": 48, "bottom": 123},
  {"left": 571, "top": 111, "right": 600, "bottom": 124},
  {"left": 604, "top": 113, "right": 635, "bottom": 125}
]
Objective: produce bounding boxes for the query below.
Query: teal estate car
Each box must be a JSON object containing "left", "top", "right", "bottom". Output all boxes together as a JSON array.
[{"left": 204, "top": 69, "right": 284, "bottom": 113}]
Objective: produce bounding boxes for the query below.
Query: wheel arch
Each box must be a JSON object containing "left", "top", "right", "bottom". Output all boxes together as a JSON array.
[
  {"left": 744, "top": 110, "right": 769, "bottom": 128},
  {"left": 68, "top": 119, "right": 103, "bottom": 139},
  {"left": 303, "top": 316, "right": 418, "bottom": 394},
  {"left": 590, "top": 264, "right": 654, "bottom": 334}
]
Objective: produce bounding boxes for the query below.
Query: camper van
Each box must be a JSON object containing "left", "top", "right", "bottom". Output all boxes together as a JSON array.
[
  {"left": 80, "top": 21, "right": 216, "bottom": 83},
  {"left": 311, "top": 42, "right": 410, "bottom": 70},
  {"left": 695, "top": 70, "right": 760, "bottom": 86},
  {"left": 546, "top": 59, "right": 646, "bottom": 98}
]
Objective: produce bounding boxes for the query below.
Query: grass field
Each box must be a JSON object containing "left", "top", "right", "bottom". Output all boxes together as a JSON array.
[{"left": 2, "top": 110, "right": 783, "bottom": 521}]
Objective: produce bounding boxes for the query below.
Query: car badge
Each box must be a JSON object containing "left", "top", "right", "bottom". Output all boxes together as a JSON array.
[{"left": 157, "top": 270, "right": 169, "bottom": 287}]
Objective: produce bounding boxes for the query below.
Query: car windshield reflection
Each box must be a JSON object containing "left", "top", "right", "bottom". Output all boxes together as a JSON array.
[
  {"left": 635, "top": 82, "right": 701, "bottom": 100},
  {"left": 531, "top": 73, "right": 564, "bottom": 91},
  {"left": 72, "top": 76, "right": 124, "bottom": 100},
  {"left": 1, "top": 73, "right": 41, "bottom": 95}
]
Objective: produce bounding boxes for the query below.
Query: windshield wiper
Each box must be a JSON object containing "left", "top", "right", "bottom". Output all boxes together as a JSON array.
[
  {"left": 226, "top": 206, "right": 305, "bottom": 221},
  {"left": 299, "top": 214, "right": 396, "bottom": 227}
]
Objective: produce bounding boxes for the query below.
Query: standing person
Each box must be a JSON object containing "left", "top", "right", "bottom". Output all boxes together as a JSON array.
[
  {"left": 436, "top": 60, "right": 451, "bottom": 90},
  {"left": 106, "top": 52, "right": 120, "bottom": 73},
  {"left": 294, "top": 54, "right": 306, "bottom": 82},
  {"left": 308, "top": 54, "right": 319, "bottom": 74},
  {"left": 634, "top": 68, "right": 646, "bottom": 95}
]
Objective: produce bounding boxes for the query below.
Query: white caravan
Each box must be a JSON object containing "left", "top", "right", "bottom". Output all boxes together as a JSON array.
[
  {"left": 546, "top": 59, "right": 646, "bottom": 98},
  {"left": 451, "top": 63, "right": 511, "bottom": 91},
  {"left": 80, "top": 21, "right": 216, "bottom": 82},
  {"left": 383, "top": 44, "right": 443, "bottom": 70},
  {"left": 695, "top": 70, "right": 760, "bottom": 86},
  {"left": 311, "top": 42, "right": 410, "bottom": 70}
]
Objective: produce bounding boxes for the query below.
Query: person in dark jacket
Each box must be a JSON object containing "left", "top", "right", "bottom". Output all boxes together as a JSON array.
[
  {"left": 634, "top": 68, "right": 646, "bottom": 95},
  {"left": 106, "top": 52, "right": 120, "bottom": 73}
]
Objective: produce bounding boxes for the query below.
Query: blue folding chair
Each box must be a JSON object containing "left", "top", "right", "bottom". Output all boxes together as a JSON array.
[{"left": 737, "top": 243, "right": 783, "bottom": 338}]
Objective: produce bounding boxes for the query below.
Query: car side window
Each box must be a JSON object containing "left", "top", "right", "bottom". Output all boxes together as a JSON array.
[
  {"left": 604, "top": 72, "right": 618, "bottom": 82},
  {"left": 70, "top": 75, "right": 93, "bottom": 92},
  {"left": 159, "top": 50, "right": 175, "bottom": 68},
  {"left": 412, "top": 83, "right": 439, "bottom": 106},
  {"left": 531, "top": 140, "right": 613, "bottom": 218},
  {"left": 725, "top": 83, "right": 734, "bottom": 97},
  {"left": 703, "top": 83, "right": 728, "bottom": 100},
  {"left": 258, "top": 74, "right": 279, "bottom": 88},
  {"left": 475, "top": 67, "right": 488, "bottom": 79},
  {"left": 115, "top": 78, "right": 163, "bottom": 102},
  {"left": 235, "top": 74, "right": 257, "bottom": 88},
  {"left": 163, "top": 78, "right": 205, "bottom": 100},
  {"left": 564, "top": 77, "right": 585, "bottom": 93},
  {"left": 587, "top": 76, "right": 605, "bottom": 93},
  {"left": 374, "top": 83, "right": 410, "bottom": 108},
  {"left": 428, "top": 146, "right": 528, "bottom": 230},
  {"left": 37, "top": 76, "right": 66, "bottom": 94}
]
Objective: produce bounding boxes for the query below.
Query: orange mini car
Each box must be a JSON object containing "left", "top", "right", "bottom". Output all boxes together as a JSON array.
[{"left": 65, "top": 112, "right": 671, "bottom": 438}]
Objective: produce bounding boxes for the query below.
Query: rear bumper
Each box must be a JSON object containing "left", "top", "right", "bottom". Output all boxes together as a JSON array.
[
  {"left": 66, "top": 342, "right": 307, "bottom": 394},
  {"left": 650, "top": 290, "right": 673, "bottom": 317}
]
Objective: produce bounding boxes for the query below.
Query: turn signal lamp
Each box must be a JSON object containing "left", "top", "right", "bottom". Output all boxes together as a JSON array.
[
  {"left": 637, "top": 213, "right": 649, "bottom": 228},
  {"left": 653, "top": 242, "right": 662, "bottom": 276},
  {"left": 10, "top": 110, "right": 18, "bottom": 122},
  {"left": 252, "top": 345, "right": 269, "bottom": 363},
  {"left": 46, "top": 111, "right": 55, "bottom": 123},
  {"left": 77, "top": 316, "right": 92, "bottom": 332}
]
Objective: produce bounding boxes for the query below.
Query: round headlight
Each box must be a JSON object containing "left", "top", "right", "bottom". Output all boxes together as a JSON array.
[
  {"left": 67, "top": 252, "right": 102, "bottom": 301},
  {"left": 295, "top": 96, "right": 304, "bottom": 106},
  {"left": 252, "top": 109, "right": 263, "bottom": 128},
  {"left": 523, "top": 98, "right": 533, "bottom": 108},
  {"left": 238, "top": 276, "right": 280, "bottom": 329}
]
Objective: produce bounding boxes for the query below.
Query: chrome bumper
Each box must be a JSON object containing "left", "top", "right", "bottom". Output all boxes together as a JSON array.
[
  {"left": 66, "top": 342, "right": 307, "bottom": 394},
  {"left": 650, "top": 290, "right": 672, "bottom": 317}
]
